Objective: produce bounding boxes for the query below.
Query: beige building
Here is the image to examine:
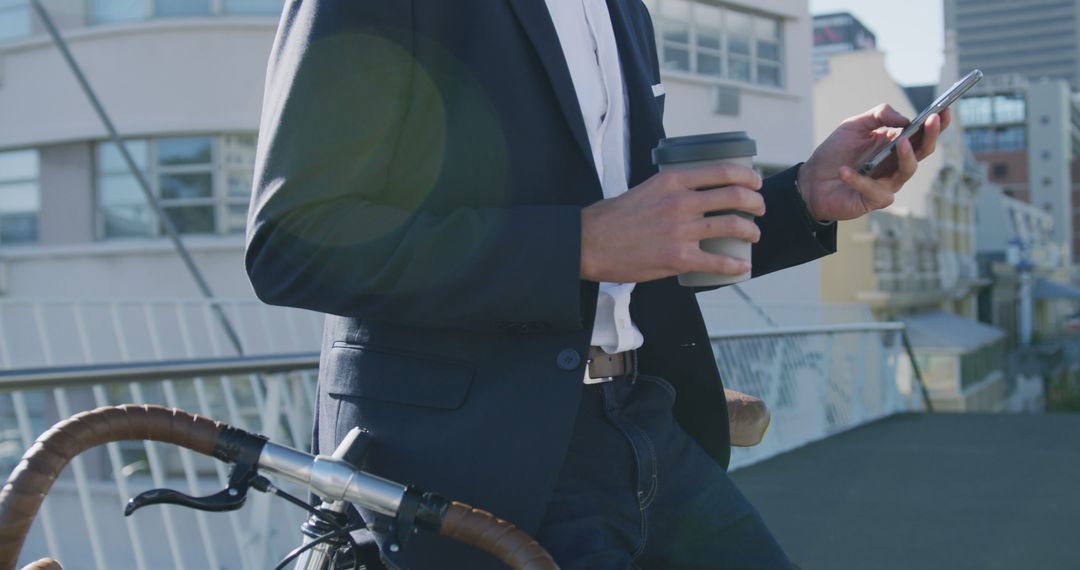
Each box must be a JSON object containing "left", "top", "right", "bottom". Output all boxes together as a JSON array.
[
  {"left": 814, "top": 48, "right": 1014, "bottom": 412},
  {"left": 814, "top": 49, "right": 981, "bottom": 320}
]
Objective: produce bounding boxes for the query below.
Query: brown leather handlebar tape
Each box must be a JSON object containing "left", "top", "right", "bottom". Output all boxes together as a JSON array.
[
  {"left": 0, "top": 405, "right": 227, "bottom": 570},
  {"left": 440, "top": 501, "right": 558, "bottom": 570}
]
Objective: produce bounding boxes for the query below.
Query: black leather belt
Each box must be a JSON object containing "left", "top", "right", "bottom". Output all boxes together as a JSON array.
[{"left": 586, "top": 346, "right": 635, "bottom": 383}]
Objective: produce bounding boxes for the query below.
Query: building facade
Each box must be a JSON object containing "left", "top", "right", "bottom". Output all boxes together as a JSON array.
[
  {"left": 0, "top": 0, "right": 283, "bottom": 299},
  {"left": 944, "top": 0, "right": 1080, "bottom": 91},
  {"left": 956, "top": 75, "right": 1080, "bottom": 263},
  {"left": 814, "top": 49, "right": 982, "bottom": 319}
]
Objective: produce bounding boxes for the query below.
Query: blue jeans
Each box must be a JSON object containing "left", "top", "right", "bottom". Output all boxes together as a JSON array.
[{"left": 535, "top": 374, "right": 793, "bottom": 569}]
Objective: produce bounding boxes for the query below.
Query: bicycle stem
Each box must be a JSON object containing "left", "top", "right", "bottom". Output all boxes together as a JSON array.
[{"left": 258, "top": 441, "right": 408, "bottom": 519}]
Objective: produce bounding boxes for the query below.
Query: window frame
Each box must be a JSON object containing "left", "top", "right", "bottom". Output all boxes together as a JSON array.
[
  {"left": 650, "top": 0, "right": 786, "bottom": 89},
  {"left": 95, "top": 133, "right": 256, "bottom": 240},
  {"left": 0, "top": 148, "right": 41, "bottom": 246}
]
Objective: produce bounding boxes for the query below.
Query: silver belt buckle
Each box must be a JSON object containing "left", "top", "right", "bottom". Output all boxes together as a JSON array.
[
  {"left": 582, "top": 361, "right": 616, "bottom": 385},
  {"left": 583, "top": 373, "right": 615, "bottom": 385}
]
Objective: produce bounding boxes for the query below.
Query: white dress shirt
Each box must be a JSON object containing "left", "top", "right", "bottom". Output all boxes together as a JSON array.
[{"left": 545, "top": 0, "right": 645, "bottom": 358}]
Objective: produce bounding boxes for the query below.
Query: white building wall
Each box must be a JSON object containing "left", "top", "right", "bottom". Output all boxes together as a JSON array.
[{"left": 0, "top": 20, "right": 276, "bottom": 149}]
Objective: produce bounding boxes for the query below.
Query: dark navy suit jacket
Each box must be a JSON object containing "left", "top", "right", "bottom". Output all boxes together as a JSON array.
[{"left": 246, "top": 0, "right": 836, "bottom": 566}]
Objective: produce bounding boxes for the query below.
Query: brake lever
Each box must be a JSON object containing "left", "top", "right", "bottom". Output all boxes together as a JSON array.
[
  {"left": 124, "top": 485, "right": 248, "bottom": 515},
  {"left": 125, "top": 442, "right": 264, "bottom": 516}
]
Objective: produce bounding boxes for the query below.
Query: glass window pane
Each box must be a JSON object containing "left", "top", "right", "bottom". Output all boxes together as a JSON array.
[
  {"left": 92, "top": 0, "right": 150, "bottom": 23},
  {"left": 164, "top": 206, "right": 215, "bottom": 234},
  {"left": 757, "top": 40, "right": 781, "bottom": 62},
  {"left": 155, "top": 0, "right": 211, "bottom": 17},
  {"left": 227, "top": 170, "right": 253, "bottom": 198},
  {"left": 661, "top": 22, "right": 689, "bottom": 45},
  {"left": 98, "top": 140, "right": 148, "bottom": 173},
  {"left": 958, "top": 97, "right": 993, "bottom": 126},
  {"left": 965, "top": 128, "right": 993, "bottom": 152},
  {"left": 0, "top": 181, "right": 39, "bottom": 212},
  {"left": 222, "top": 0, "right": 283, "bottom": 15},
  {"left": 728, "top": 34, "right": 750, "bottom": 57},
  {"left": 754, "top": 16, "right": 780, "bottom": 40},
  {"left": 698, "top": 53, "right": 722, "bottom": 77},
  {"left": 728, "top": 58, "right": 750, "bottom": 81},
  {"left": 726, "top": 10, "right": 752, "bottom": 37},
  {"left": 758, "top": 63, "right": 782, "bottom": 87},
  {"left": 0, "top": 149, "right": 38, "bottom": 182},
  {"left": 104, "top": 205, "right": 155, "bottom": 238},
  {"left": 100, "top": 174, "right": 149, "bottom": 206},
  {"left": 993, "top": 95, "right": 1026, "bottom": 123},
  {"left": 160, "top": 173, "right": 213, "bottom": 200},
  {"left": 158, "top": 136, "right": 212, "bottom": 166},
  {"left": 662, "top": 46, "right": 690, "bottom": 72},
  {"left": 222, "top": 134, "right": 257, "bottom": 166},
  {"left": 659, "top": 0, "right": 690, "bottom": 20},
  {"left": 995, "top": 126, "right": 1026, "bottom": 151},
  {"left": 225, "top": 204, "right": 248, "bottom": 234},
  {"left": 0, "top": 213, "right": 37, "bottom": 244},
  {"left": 0, "top": 2, "right": 31, "bottom": 41},
  {"left": 697, "top": 28, "right": 720, "bottom": 51}
]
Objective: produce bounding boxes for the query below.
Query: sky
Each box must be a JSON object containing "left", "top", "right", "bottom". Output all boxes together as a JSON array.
[{"left": 809, "top": 0, "right": 945, "bottom": 87}]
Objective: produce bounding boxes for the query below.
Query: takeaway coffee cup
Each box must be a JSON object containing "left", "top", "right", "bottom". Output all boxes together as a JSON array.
[{"left": 652, "top": 132, "right": 757, "bottom": 287}]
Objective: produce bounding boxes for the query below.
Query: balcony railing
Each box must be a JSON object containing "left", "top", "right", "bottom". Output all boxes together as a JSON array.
[{"left": 0, "top": 299, "right": 926, "bottom": 569}]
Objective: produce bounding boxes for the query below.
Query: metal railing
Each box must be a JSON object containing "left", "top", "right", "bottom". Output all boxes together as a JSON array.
[
  {"left": 710, "top": 323, "right": 928, "bottom": 469},
  {"left": 0, "top": 298, "right": 927, "bottom": 568},
  {"left": 0, "top": 298, "right": 325, "bottom": 570}
]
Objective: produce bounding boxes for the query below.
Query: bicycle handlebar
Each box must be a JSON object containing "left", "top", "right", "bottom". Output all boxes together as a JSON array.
[{"left": 0, "top": 405, "right": 557, "bottom": 570}]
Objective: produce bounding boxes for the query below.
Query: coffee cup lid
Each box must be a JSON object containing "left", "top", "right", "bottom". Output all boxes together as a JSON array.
[{"left": 652, "top": 131, "right": 757, "bottom": 165}]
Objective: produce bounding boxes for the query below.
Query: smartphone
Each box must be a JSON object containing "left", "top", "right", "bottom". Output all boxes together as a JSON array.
[{"left": 857, "top": 69, "right": 983, "bottom": 176}]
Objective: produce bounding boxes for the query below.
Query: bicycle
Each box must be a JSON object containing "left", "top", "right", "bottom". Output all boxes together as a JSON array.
[{"left": 0, "top": 405, "right": 558, "bottom": 570}]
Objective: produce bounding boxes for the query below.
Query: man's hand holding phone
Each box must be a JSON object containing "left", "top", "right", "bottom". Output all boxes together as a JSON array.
[{"left": 797, "top": 103, "right": 951, "bottom": 222}]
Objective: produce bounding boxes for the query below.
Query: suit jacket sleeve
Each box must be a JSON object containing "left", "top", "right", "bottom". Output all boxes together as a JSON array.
[
  {"left": 751, "top": 164, "right": 838, "bottom": 277},
  {"left": 245, "top": 0, "right": 585, "bottom": 332}
]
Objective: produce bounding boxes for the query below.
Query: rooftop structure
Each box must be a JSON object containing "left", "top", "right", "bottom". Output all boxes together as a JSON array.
[{"left": 811, "top": 11, "right": 877, "bottom": 80}]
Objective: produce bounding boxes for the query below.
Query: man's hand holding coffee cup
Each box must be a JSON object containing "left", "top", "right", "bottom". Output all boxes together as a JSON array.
[{"left": 580, "top": 164, "right": 764, "bottom": 284}]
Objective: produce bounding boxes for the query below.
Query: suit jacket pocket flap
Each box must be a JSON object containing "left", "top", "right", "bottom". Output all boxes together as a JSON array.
[{"left": 324, "top": 343, "right": 474, "bottom": 410}]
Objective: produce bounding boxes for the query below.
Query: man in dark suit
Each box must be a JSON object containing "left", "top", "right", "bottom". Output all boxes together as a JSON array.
[{"left": 245, "top": 1, "right": 947, "bottom": 567}]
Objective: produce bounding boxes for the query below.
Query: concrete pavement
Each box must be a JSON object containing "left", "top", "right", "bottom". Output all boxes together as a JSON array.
[{"left": 731, "top": 413, "right": 1080, "bottom": 569}]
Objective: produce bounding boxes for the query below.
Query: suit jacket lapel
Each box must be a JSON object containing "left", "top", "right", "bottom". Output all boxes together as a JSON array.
[{"left": 506, "top": 0, "right": 596, "bottom": 185}]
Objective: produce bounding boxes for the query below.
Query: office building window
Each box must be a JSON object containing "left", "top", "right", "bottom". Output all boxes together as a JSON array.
[
  {"left": 649, "top": 0, "right": 785, "bottom": 88},
  {"left": 964, "top": 128, "right": 993, "bottom": 152},
  {"left": 995, "top": 126, "right": 1026, "bottom": 151},
  {"left": 993, "top": 95, "right": 1026, "bottom": 123},
  {"left": 0, "top": 149, "right": 40, "bottom": 245},
  {"left": 97, "top": 134, "right": 256, "bottom": 239},
  {"left": 91, "top": 0, "right": 281, "bottom": 24},
  {"left": 958, "top": 96, "right": 993, "bottom": 126},
  {"left": 0, "top": 0, "right": 30, "bottom": 41}
]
